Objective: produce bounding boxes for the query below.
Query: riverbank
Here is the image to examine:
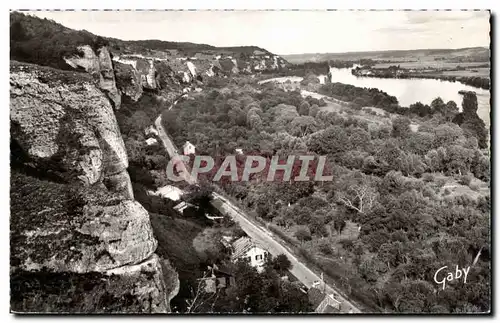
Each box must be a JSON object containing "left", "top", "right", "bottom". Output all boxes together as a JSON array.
[{"left": 351, "top": 66, "right": 490, "bottom": 90}]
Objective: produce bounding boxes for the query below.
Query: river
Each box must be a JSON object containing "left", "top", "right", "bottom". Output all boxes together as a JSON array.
[{"left": 326, "top": 66, "right": 491, "bottom": 128}]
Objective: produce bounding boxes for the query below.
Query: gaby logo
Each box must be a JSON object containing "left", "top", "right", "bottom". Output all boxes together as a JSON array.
[
  {"left": 433, "top": 265, "right": 471, "bottom": 290},
  {"left": 166, "top": 155, "right": 333, "bottom": 182}
]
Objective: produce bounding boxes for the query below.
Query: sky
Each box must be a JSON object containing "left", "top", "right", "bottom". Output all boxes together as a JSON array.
[{"left": 27, "top": 10, "right": 490, "bottom": 55}]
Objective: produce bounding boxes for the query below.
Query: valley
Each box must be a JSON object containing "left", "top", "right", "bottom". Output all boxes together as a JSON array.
[{"left": 9, "top": 10, "right": 491, "bottom": 315}]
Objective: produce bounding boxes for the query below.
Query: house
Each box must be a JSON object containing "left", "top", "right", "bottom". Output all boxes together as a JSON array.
[
  {"left": 235, "top": 148, "right": 243, "bottom": 155},
  {"left": 307, "top": 284, "right": 341, "bottom": 313},
  {"left": 183, "top": 141, "right": 196, "bottom": 155},
  {"left": 145, "top": 137, "right": 157, "bottom": 146},
  {"left": 230, "top": 237, "right": 270, "bottom": 272},
  {"left": 173, "top": 201, "right": 194, "bottom": 214},
  {"left": 198, "top": 265, "right": 236, "bottom": 293},
  {"left": 151, "top": 185, "right": 184, "bottom": 202}
]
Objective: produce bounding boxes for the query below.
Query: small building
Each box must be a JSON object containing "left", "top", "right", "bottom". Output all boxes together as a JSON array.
[
  {"left": 152, "top": 185, "right": 184, "bottom": 202},
  {"left": 198, "top": 265, "right": 236, "bottom": 293},
  {"left": 173, "top": 201, "right": 194, "bottom": 214},
  {"left": 235, "top": 148, "right": 243, "bottom": 155},
  {"left": 230, "top": 237, "right": 270, "bottom": 272},
  {"left": 144, "top": 125, "right": 159, "bottom": 137},
  {"left": 307, "top": 285, "right": 341, "bottom": 313},
  {"left": 145, "top": 137, "right": 157, "bottom": 146},
  {"left": 183, "top": 141, "right": 196, "bottom": 155}
]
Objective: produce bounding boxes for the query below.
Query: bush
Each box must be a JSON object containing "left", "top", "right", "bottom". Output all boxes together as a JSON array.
[
  {"left": 422, "top": 173, "right": 434, "bottom": 183},
  {"left": 436, "top": 178, "right": 447, "bottom": 187},
  {"left": 444, "top": 188, "right": 452, "bottom": 196},
  {"left": 318, "top": 242, "right": 333, "bottom": 255},
  {"left": 273, "top": 254, "right": 292, "bottom": 273},
  {"left": 469, "top": 183, "right": 480, "bottom": 191},
  {"left": 458, "top": 174, "right": 473, "bottom": 186},
  {"left": 294, "top": 227, "right": 312, "bottom": 242}
]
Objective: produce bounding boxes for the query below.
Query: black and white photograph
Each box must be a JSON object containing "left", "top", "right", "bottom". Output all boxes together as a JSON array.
[{"left": 8, "top": 8, "right": 491, "bottom": 314}]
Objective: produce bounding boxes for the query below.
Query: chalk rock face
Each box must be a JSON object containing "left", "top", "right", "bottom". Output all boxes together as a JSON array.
[
  {"left": 114, "top": 61, "right": 143, "bottom": 101},
  {"left": 10, "top": 62, "right": 132, "bottom": 198},
  {"left": 11, "top": 173, "right": 156, "bottom": 273},
  {"left": 186, "top": 61, "right": 197, "bottom": 77},
  {"left": 64, "top": 45, "right": 122, "bottom": 109},
  {"left": 10, "top": 61, "right": 177, "bottom": 313}
]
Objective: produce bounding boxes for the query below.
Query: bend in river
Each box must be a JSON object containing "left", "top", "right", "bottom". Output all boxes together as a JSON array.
[{"left": 326, "top": 66, "right": 491, "bottom": 128}]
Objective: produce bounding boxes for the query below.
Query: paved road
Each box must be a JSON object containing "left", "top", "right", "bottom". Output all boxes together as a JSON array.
[
  {"left": 212, "top": 192, "right": 361, "bottom": 313},
  {"left": 154, "top": 115, "right": 196, "bottom": 185},
  {"left": 154, "top": 111, "right": 362, "bottom": 313}
]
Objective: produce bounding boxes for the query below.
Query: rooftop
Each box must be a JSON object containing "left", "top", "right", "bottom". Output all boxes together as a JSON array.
[{"left": 231, "top": 236, "right": 266, "bottom": 260}]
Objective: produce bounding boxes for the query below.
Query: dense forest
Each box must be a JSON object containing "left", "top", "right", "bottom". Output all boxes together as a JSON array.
[{"left": 159, "top": 79, "right": 490, "bottom": 313}]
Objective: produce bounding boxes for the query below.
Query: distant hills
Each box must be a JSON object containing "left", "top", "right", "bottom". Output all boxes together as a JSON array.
[{"left": 283, "top": 47, "right": 490, "bottom": 64}]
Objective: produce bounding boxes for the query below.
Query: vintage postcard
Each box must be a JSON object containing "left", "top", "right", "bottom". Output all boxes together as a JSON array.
[{"left": 9, "top": 9, "right": 491, "bottom": 314}]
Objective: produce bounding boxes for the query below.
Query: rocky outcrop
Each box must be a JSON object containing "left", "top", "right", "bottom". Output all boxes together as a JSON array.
[
  {"left": 11, "top": 172, "right": 157, "bottom": 273},
  {"left": 10, "top": 61, "right": 177, "bottom": 313},
  {"left": 114, "top": 61, "right": 143, "bottom": 101},
  {"left": 10, "top": 61, "right": 132, "bottom": 198},
  {"left": 64, "top": 45, "right": 122, "bottom": 109}
]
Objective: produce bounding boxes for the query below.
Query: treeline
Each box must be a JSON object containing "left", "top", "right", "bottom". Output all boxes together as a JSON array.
[
  {"left": 318, "top": 83, "right": 488, "bottom": 148},
  {"left": 10, "top": 12, "right": 109, "bottom": 70},
  {"left": 351, "top": 66, "right": 490, "bottom": 90},
  {"left": 319, "top": 82, "right": 399, "bottom": 111}
]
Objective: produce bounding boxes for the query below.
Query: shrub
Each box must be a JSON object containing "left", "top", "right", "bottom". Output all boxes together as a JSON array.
[
  {"left": 458, "top": 174, "right": 473, "bottom": 186},
  {"left": 422, "top": 173, "right": 434, "bottom": 183},
  {"left": 294, "top": 227, "right": 312, "bottom": 242},
  {"left": 469, "top": 183, "right": 480, "bottom": 191},
  {"left": 273, "top": 254, "right": 292, "bottom": 273},
  {"left": 436, "top": 178, "right": 447, "bottom": 187},
  {"left": 444, "top": 188, "right": 452, "bottom": 196},
  {"left": 318, "top": 242, "right": 333, "bottom": 255}
]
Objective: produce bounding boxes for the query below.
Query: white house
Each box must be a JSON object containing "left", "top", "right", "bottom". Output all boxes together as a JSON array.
[
  {"left": 145, "top": 138, "right": 157, "bottom": 146},
  {"left": 230, "top": 237, "right": 270, "bottom": 272},
  {"left": 235, "top": 148, "right": 243, "bottom": 155},
  {"left": 183, "top": 141, "right": 196, "bottom": 155},
  {"left": 144, "top": 125, "right": 159, "bottom": 137},
  {"left": 173, "top": 201, "right": 194, "bottom": 214},
  {"left": 149, "top": 185, "right": 183, "bottom": 201}
]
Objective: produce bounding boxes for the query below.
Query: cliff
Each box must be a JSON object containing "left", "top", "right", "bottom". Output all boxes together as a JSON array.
[
  {"left": 10, "top": 11, "right": 290, "bottom": 105},
  {"left": 10, "top": 61, "right": 176, "bottom": 313},
  {"left": 9, "top": 11, "right": 291, "bottom": 313}
]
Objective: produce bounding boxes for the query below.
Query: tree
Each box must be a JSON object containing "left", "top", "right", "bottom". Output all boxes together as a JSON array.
[
  {"left": 308, "top": 125, "right": 348, "bottom": 155},
  {"left": 309, "top": 104, "right": 320, "bottom": 117},
  {"left": 298, "top": 101, "right": 310, "bottom": 116},
  {"left": 184, "top": 183, "right": 214, "bottom": 208},
  {"left": 289, "top": 116, "right": 317, "bottom": 137},
  {"left": 442, "top": 100, "right": 459, "bottom": 121},
  {"left": 272, "top": 254, "right": 292, "bottom": 273},
  {"left": 336, "top": 172, "right": 378, "bottom": 214},
  {"left": 294, "top": 227, "right": 312, "bottom": 242},
  {"left": 161, "top": 110, "right": 180, "bottom": 135},
  {"left": 392, "top": 116, "right": 411, "bottom": 137},
  {"left": 228, "top": 106, "right": 247, "bottom": 126}
]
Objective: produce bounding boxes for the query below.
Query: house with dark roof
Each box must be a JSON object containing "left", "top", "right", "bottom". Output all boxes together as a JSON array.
[
  {"left": 198, "top": 265, "right": 236, "bottom": 294},
  {"left": 307, "top": 285, "right": 341, "bottom": 313}
]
